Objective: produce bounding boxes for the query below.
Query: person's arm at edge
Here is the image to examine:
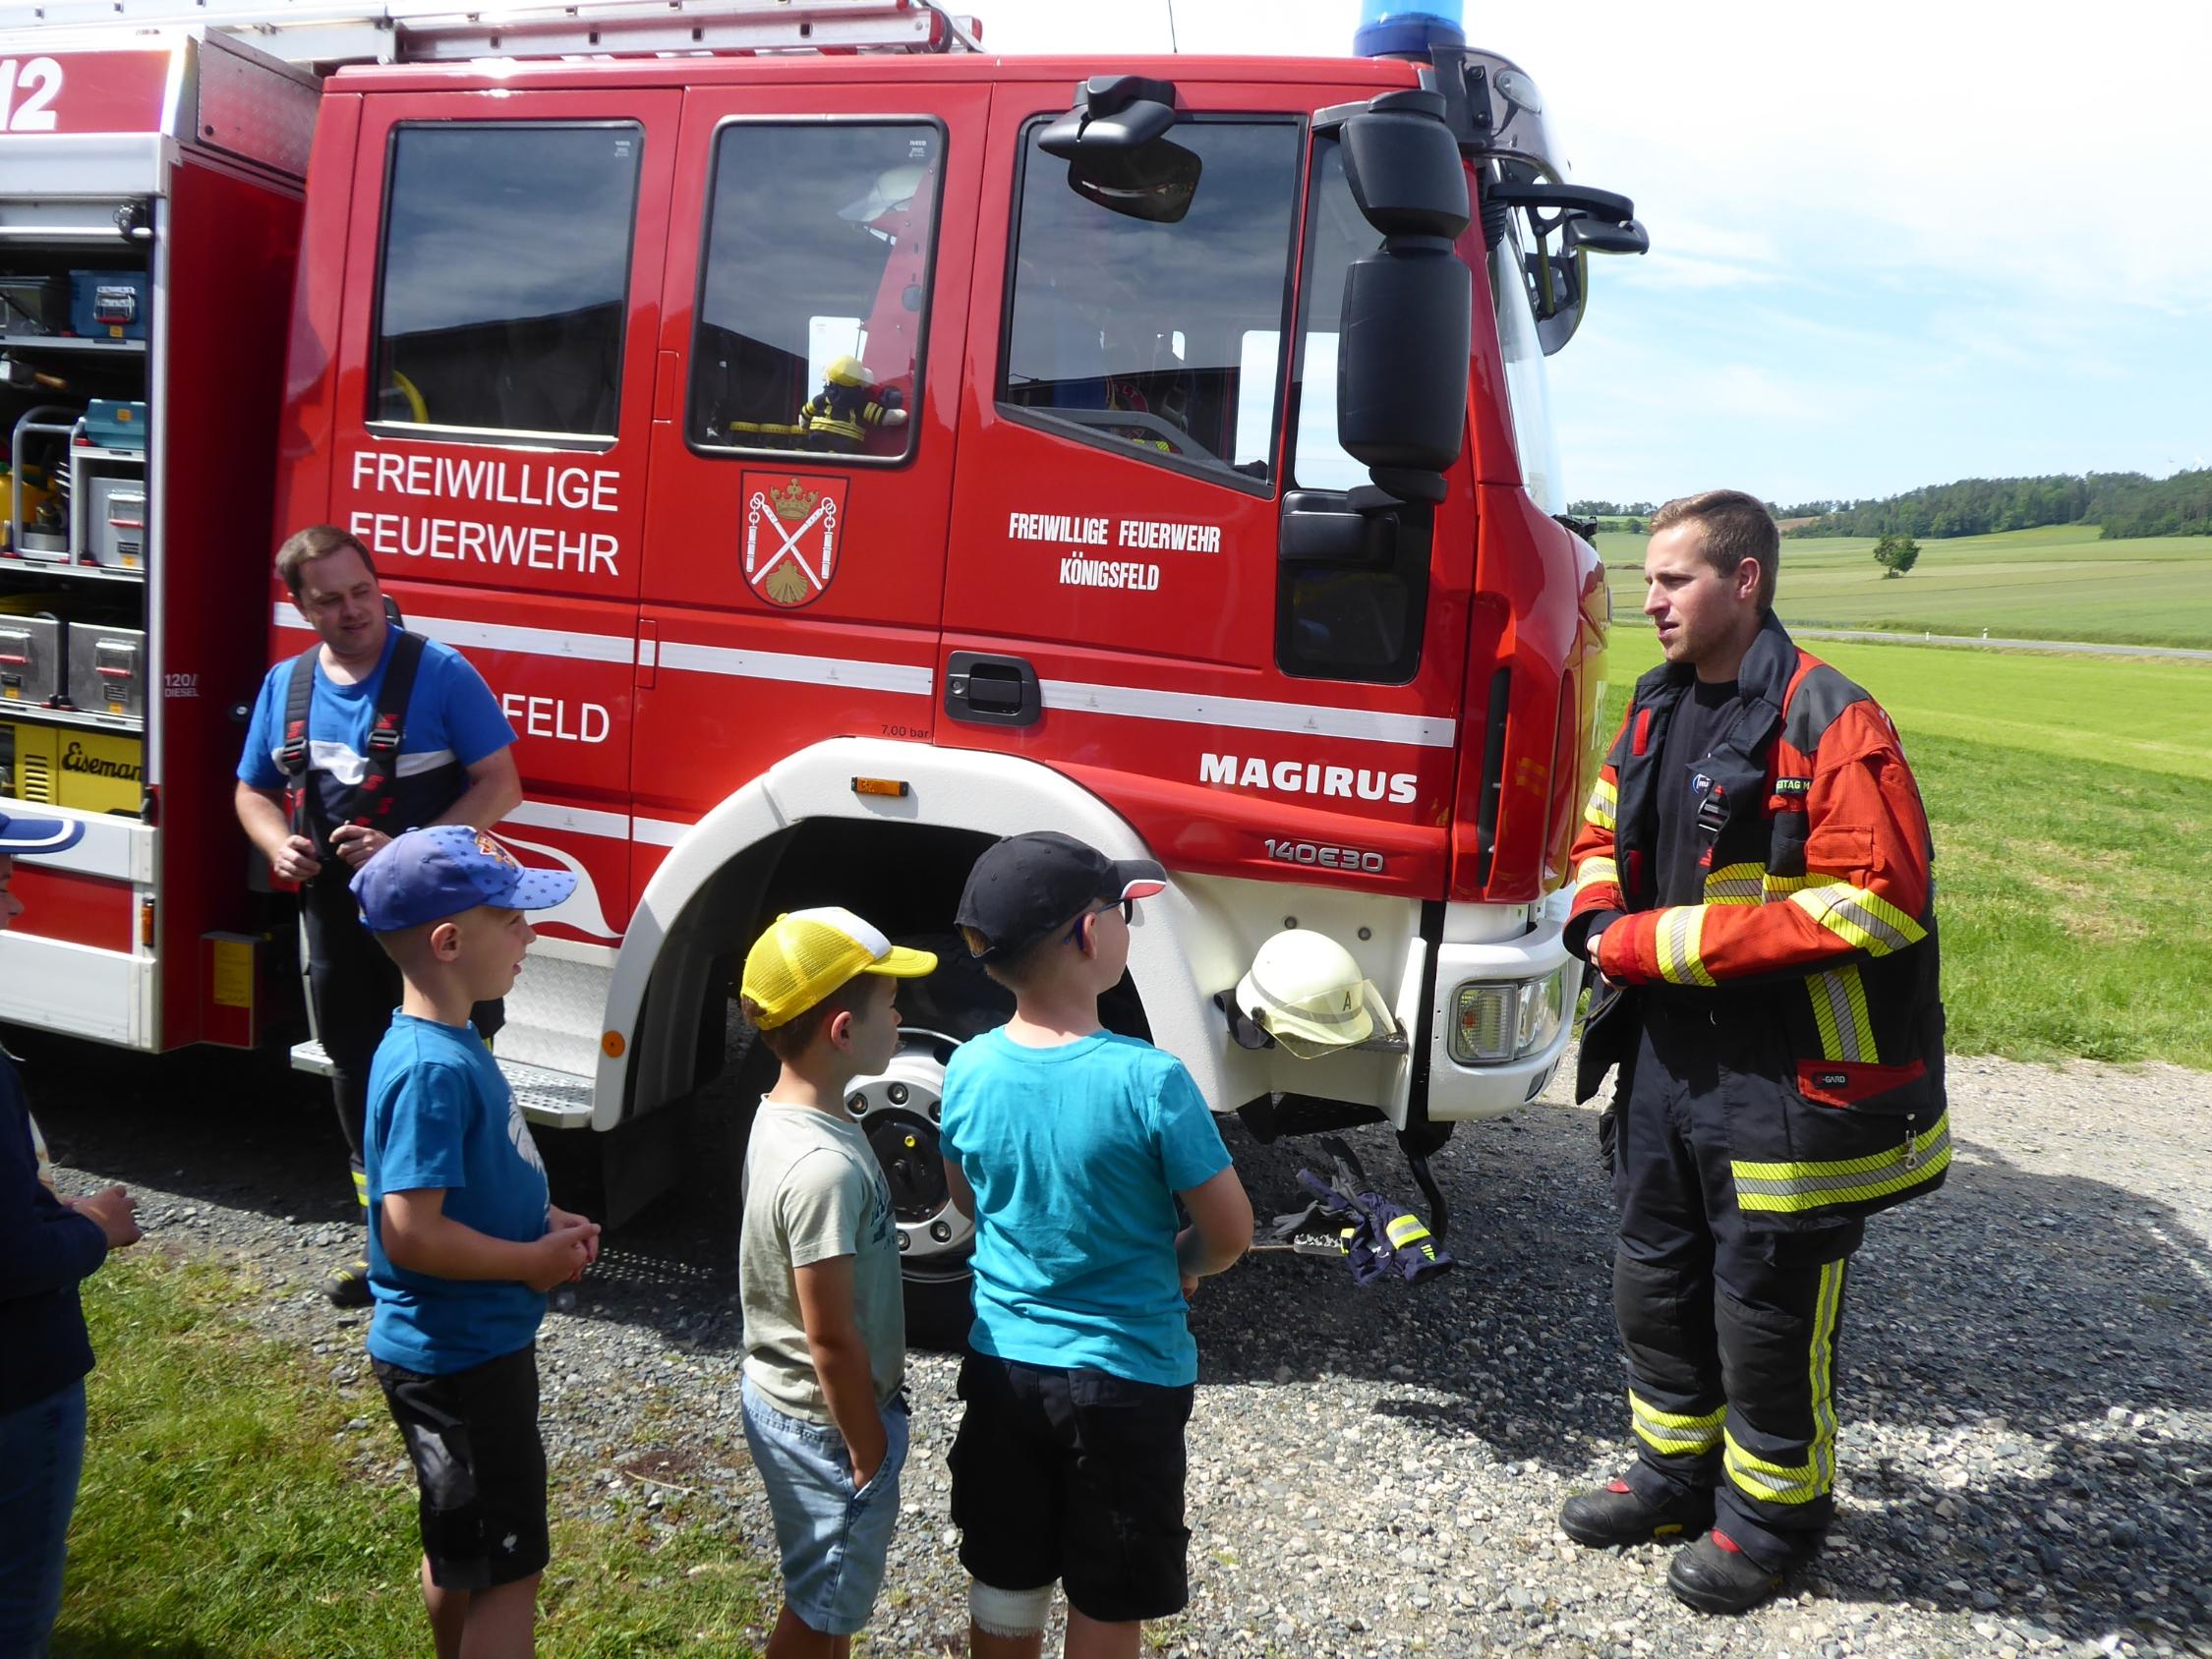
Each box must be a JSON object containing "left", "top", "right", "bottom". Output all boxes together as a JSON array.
[
  {"left": 944, "top": 1157, "right": 973, "bottom": 1220},
  {"left": 792, "top": 1252, "right": 890, "bottom": 1491},
  {"left": 0, "top": 1163, "right": 112, "bottom": 1302},
  {"left": 382, "top": 1188, "right": 595, "bottom": 1292},
  {"left": 1176, "top": 1166, "right": 1253, "bottom": 1287}
]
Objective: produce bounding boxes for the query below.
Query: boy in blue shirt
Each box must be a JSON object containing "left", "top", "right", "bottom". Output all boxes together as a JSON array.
[
  {"left": 351, "top": 826, "right": 599, "bottom": 1659},
  {"left": 939, "top": 831, "right": 1254, "bottom": 1659}
]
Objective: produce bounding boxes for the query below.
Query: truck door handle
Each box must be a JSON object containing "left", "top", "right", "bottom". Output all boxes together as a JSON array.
[{"left": 945, "top": 652, "right": 1042, "bottom": 728}]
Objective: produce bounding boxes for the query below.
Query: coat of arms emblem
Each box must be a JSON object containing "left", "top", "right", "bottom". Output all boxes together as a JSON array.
[{"left": 742, "top": 473, "right": 847, "bottom": 608}]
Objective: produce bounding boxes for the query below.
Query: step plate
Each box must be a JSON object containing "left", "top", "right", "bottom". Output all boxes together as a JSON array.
[{"left": 289, "top": 1038, "right": 594, "bottom": 1129}]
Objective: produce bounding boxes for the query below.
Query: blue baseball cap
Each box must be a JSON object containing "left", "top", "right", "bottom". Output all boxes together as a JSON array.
[
  {"left": 0, "top": 810, "right": 84, "bottom": 855},
  {"left": 351, "top": 826, "right": 576, "bottom": 933}
]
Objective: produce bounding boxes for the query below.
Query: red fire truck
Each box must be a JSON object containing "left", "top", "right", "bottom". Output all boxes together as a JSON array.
[{"left": 0, "top": 0, "right": 1641, "bottom": 1315}]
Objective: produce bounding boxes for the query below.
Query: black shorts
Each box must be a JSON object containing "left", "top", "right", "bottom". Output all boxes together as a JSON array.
[
  {"left": 374, "top": 1345, "right": 550, "bottom": 1591},
  {"left": 948, "top": 1351, "right": 1193, "bottom": 1623}
]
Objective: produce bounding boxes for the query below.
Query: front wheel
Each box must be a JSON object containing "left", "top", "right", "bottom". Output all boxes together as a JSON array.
[
  {"left": 853, "top": 934, "right": 1012, "bottom": 1346},
  {"left": 847, "top": 1027, "right": 974, "bottom": 1346}
]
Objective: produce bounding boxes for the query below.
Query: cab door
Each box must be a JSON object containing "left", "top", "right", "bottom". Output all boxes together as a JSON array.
[
  {"left": 631, "top": 81, "right": 989, "bottom": 849},
  {"left": 938, "top": 84, "right": 1477, "bottom": 901},
  {"left": 328, "top": 90, "right": 679, "bottom": 943}
]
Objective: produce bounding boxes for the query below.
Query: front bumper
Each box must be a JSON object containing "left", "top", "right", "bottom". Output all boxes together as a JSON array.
[{"left": 1424, "top": 888, "right": 1584, "bottom": 1121}]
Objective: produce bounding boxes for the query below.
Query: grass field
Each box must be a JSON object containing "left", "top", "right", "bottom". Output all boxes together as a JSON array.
[
  {"left": 1595, "top": 524, "right": 2212, "bottom": 649},
  {"left": 1597, "top": 627, "right": 2212, "bottom": 1068},
  {"left": 56, "top": 1252, "right": 765, "bottom": 1658}
]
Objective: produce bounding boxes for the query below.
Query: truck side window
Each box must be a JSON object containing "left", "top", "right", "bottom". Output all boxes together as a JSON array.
[
  {"left": 371, "top": 123, "right": 642, "bottom": 442},
  {"left": 1000, "top": 118, "right": 1298, "bottom": 489},
  {"left": 1277, "top": 137, "right": 1428, "bottom": 685},
  {"left": 688, "top": 122, "right": 942, "bottom": 463}
]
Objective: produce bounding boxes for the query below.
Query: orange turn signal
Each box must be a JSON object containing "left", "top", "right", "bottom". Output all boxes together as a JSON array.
[{"left": 850, "top": 776, "right": 910, "bottom": 798}]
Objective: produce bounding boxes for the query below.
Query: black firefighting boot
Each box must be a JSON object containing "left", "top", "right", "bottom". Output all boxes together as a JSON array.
[
  {"left": 324, "top": 1171, "right": 373, "bottom": 1308},
  {"left": 1559, "top": 1477, "right": 1715, "bottom": 1548},
  {"left": 1666, "top": 1528, "right": 1786, "bottom": 1615},
  {"left": 323, "top": 1253, "right": 373, "bottom": 1308}
]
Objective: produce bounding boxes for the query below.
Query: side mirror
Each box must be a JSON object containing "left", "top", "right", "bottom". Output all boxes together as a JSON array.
[
  {"left": 1487, "top": 176, "right": 1648, "bottom": 356},
  {"left": 1333, "top": 90, "right": 1472, "bottom": 502},
  {"left": 1041, "top": 75, "right": 1201, "bottom": 225},
  {"left": 1565, "top": 214, "right": 1650, "bottom": 257}
]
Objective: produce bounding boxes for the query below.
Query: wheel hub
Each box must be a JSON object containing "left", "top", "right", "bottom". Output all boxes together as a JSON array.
[{"left": 844, "top": 1029, "right": 972, "bottom": 1270}]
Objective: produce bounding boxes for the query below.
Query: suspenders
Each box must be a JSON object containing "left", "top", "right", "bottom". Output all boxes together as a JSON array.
[{"left": 275, "top": 629, "right": 431, "bottom": 851}]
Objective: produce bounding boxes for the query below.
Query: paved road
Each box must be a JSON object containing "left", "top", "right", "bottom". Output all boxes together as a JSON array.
[
  {"left": 1790, "top": 627, "right": 2212, "bottom": 660},
  {"left": 1609, "top": 618, "right": 2212, "bottom": 661}
]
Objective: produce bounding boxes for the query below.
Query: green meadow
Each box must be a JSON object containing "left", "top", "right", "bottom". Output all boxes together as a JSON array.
[
  {"left": 1597, "top": 627, "right": 2212, "bottom": 1068},
  {"left": 57, "top": 1253, "right": 767, "bottom": 1658},
  {"left": 1596, "top": 525, "right": 2212, "bottom": 650}
]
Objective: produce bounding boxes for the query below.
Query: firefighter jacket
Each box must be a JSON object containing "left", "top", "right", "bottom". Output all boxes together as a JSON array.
[{"left": 1566, "top": 612, "right": 1949, "bottom": 1230}]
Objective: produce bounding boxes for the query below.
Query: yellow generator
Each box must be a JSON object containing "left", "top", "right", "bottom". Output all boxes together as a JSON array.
[{"left": 0, "top": 718, "right": 142, "bottom": 815}]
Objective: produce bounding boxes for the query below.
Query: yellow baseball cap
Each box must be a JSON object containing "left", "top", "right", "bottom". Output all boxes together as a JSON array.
[{"left": 741, "top": 906, "right": 937, "bottom": 1029}]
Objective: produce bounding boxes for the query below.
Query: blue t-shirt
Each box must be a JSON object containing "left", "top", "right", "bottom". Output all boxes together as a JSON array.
[
  {"left": 235, "top": 628, "right": 515, "bottom": 792},
  {"left": 365, "top": 1013, "right": 551, "bottom": 1375},
  {"left": 939, "top": 1029, "right": 1232, "bottom": 1387}
]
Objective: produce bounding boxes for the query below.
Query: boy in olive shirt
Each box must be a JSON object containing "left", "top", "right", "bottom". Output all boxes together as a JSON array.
[{"left": 737, "top": 908, "right": 936, "bottom": 1658}]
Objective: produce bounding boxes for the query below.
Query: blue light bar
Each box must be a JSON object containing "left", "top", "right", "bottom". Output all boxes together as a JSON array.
[{"left": 1353, "top": 0, "right": 1466, "bottom": 59}]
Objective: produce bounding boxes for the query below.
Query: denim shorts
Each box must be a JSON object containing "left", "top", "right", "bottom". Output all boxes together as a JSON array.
[{"left": 740, "top": 1379, "right": 908, "bottom": 1636}]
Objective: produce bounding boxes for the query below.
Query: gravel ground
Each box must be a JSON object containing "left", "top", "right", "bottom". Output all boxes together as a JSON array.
[{"left": 29, "top": 1035, "right": 2212, "bottom": 1659}]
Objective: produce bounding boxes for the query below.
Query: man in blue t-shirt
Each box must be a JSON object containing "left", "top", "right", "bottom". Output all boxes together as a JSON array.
[
  {"left": 235, "top": 525, "right": 521, "bottom": 1307},
  {"left": 351, "top": 824, "right": 598, "bottom": 1657},
  {"left": 938, "top": 831, "right": 1254, "bottom": 1657}
]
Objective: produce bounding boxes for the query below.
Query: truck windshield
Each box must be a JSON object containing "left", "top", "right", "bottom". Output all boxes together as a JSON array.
[
  {"left": 1488, "top": 211, "right": 1564, "bottom": 513},
  {"left": 1001, "top": 117, "right": 1300, "bottom": 486}
]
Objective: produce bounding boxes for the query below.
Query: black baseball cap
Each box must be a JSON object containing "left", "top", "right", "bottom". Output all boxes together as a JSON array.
[{"left": 956, "top": 830, "right": 1166, "bottom": 961}]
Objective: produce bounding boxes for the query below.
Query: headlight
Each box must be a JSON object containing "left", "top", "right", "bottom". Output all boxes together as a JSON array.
[
  {"left": 1449, "top": 963, "right": 1570, "bottom": 1065},
  {"left": 1450, "top": 983, "right": 1518, "bottom": 1063}
]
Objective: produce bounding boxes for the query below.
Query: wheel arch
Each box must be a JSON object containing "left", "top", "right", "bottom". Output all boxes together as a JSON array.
[{"left": 592, "top": 737, "right": 1254, "bottom": 1128}]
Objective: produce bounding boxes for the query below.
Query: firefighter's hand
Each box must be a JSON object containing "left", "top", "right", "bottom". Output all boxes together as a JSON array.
[
  {"left": 270, "top": 834, "right": 323, "bottom": 883},
  {"left": 328, "top": 824, "right": 391, "bottom": 870},
  {"left": 525, "top": 1218, "right": 600, "bottom": 1292},
  {"left": 71, "top": 1184, "right": 142, "bottom": 1249},
  {"left": 549, "top": 1206, "right": 601, "bottom": 1281},
  {"left": 1584, "top": 925, "right": 1610, "bottom": 986}
]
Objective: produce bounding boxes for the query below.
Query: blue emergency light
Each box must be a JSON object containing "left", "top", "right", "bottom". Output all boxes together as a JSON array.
[{"left": 1353, "top": 0, "right": 1465, "bottom": 58}]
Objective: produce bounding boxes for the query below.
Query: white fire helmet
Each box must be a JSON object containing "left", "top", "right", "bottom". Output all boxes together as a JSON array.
[
  {"left": 839, "top": 163, "right": 929, "bottom": 225},
  {"left": 1235, "top": 930, "right": 1394, "bottom": 1060}
]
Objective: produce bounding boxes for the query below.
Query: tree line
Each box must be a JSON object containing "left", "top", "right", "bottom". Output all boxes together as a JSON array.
[
  {"left": 1572, "top": 473, "right": 2210, "bottom": 542},
  {"left": 1779, "top": 471, "right": 2211, "bottom": 541}
]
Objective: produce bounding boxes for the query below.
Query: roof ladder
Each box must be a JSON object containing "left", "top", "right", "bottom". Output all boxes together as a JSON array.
[{"left": 0, "top": 0, "right": 982, "bottom": 67}]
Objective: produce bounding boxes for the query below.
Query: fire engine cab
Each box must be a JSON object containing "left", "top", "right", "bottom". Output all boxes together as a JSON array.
[{"left": 0, "top": 0, "right": 1641, "bottom": 1317}]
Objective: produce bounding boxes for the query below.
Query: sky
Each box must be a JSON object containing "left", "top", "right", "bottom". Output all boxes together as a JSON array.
[{"left": 971, "top": 0, "right": 2212, "bottom": 507}]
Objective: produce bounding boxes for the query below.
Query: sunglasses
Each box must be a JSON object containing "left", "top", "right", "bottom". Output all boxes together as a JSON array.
[{"left": 1065, "top": 896, "right": 1135, "bottom": 944}]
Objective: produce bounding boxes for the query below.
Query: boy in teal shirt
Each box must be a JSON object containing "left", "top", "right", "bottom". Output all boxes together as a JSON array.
[
  {"left": 940, "top": 831, "right": 1253, "bottom": 1659},
  {"left": 353, "top": 826, "right": 601, "bottom": 1659}
]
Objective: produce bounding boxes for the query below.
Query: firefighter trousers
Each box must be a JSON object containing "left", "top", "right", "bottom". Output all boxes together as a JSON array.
[
  {"left": 299, "top": 878, "right": 503, "bottom": 1216},
  {"left": 1609, "top": 1001, "right": 1863, "bottom": 1570}
]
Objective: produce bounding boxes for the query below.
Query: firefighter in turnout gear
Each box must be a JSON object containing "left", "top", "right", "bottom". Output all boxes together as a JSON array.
[
  {"left": 796, "top": 354, "right": 906, "bottom": 452},
  {"left": 722, "top": 355, "right": 907, "bottom": 454},
  {"left": 234, "top": 527, "right": 523, "bottom": 1307},
  {"left": 1557, "top": 490, "right": 1947, "bottom": 1615}
]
